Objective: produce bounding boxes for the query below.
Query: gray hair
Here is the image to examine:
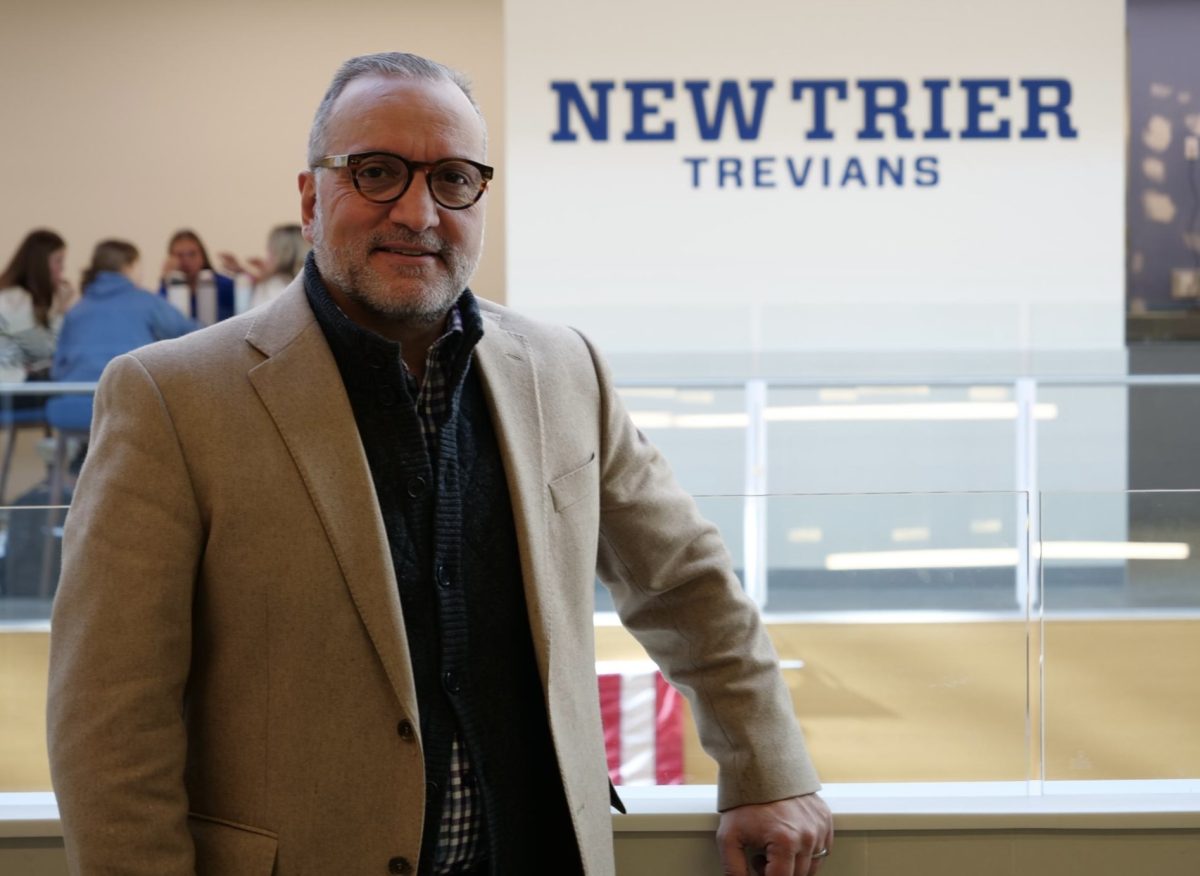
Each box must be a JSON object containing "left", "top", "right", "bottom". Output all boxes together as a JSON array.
[{"left": 307, "top": 52, "right": 485, "bottom": 166}]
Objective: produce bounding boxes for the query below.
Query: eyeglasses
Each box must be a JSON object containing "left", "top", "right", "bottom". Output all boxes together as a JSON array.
[{"left": 313, "top": 151, "right": 493, "bottom": 210}]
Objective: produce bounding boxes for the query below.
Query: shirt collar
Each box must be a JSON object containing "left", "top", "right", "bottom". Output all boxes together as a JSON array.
[{"left": 302, "top": 251, "right": 484, "bottom": 380}]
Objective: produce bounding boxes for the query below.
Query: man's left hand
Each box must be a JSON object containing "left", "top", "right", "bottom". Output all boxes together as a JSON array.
[{"left": 716, "top": 793, "right": 834, "bottom": 876}]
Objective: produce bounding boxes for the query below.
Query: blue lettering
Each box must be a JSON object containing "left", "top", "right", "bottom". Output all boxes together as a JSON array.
[
  {"left": 1019, "top": 78, "right": 1078, "bottom": 139},
  {"left": 550, "top": 80, "right": 615, "bottom": 141},
  {"left": 625, "top": 80, "right": 676, "bottom": 141},
  {"left": 753, "top": 156, "right": 777, "bottom": 188},
  {"left": 790, "top": 80, "right": 849, "bottom": 140},
  {"left": 683, "top": 156, "right": 708, "bottom": 188},
  {"left": 717, "top": 157, "right": 744, "bottom": 187},
  {"left": 553, "top": 76, "right": 1082, "bottom": 146},
  {"left": 878, "top": 156, "right": 904, "bottom": 186},
  {"left": 961, "top": 79, "right": 1011, "bottom": 139},
  {"left": 922, "top": 79, "right": 952, "bottom": 140},
  {"left": 915, "top": 155, "right": 940, "bottom": 186},
  {"left": 786, "top": 157, "right": 813, "bottom": 185},
  {"left": 683, "top": 80, "right": 774, "bottom": 141},
  {"left": 841, "top": 157, "right": 867, "bottom": 187},
  {"left": 858, "top": 80, "right": 914, "bottom": 140},
  {"left": 822, "top": 157, "right": 832, "bottom": 187}
]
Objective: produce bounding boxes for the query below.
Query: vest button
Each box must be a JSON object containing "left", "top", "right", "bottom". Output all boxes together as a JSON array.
[
  {"left": 387, "top": 856, "right": 412, "bottom": 874},
  {"left": 406, "top": 476, "right": 426, "bottom": 498},
  {"left": 436, "top": 564, "right": 451, "bottom": 589},
  {"left": 443, "top": 670, "right": 461, "bottom": 693},
  {"left": 397, "top": 720, "right": 416, "bottom": 741}
]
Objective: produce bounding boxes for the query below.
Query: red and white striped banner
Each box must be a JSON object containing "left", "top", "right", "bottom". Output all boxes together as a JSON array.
[{"left": 596, "top": 661, "right": 684, "bottom": 786}]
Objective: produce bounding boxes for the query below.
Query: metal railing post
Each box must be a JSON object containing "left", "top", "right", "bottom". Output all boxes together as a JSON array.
[{"left": 743, "top": 379, "right": 768, "bottom": 609}]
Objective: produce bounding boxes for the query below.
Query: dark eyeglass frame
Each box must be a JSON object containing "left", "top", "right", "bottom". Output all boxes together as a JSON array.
[{"left": 312, "top": 151, "right": 494, "bottom": 210}]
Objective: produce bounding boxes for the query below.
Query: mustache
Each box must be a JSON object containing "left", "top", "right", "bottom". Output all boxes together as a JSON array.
[{"left": 368, "top": 230, "right": 445, "bottom": 252}]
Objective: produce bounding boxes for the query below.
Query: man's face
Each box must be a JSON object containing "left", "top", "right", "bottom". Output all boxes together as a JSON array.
[
  {"left": 171, "top": 240, "right": 205, "bottom": 278},
  {"left": 300, "top": 75, "right": 487, "bottom": 332}
]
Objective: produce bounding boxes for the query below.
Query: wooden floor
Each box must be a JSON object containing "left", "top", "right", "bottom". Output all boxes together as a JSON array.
[{"left": 3, "top": 618, "right": 1198, "bottom": 791}]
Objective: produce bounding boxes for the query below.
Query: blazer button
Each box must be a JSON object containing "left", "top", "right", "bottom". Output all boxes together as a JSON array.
[
  {"left": 387, "top": 856, "right": 413, "bottom": 875},
  {"left": 436, "top": 564, "right": 451, "bottom": 589},
  {"left": 443, "top": 670, "right": 461, "bottom": 693},
  {"left": 406, "top": 476, "right": 426, "bottom": 498},
  {"left": 397, "top": 720, "right": 416, "bottom": 741}
]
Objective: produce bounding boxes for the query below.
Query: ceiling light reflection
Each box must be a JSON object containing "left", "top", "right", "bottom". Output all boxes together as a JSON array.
[
  {"left": 824, "top": 542, "right": 1190, "bottom": 570},
  {"left": 629, "top": 402, "right": 1059, "bottom": 429}
]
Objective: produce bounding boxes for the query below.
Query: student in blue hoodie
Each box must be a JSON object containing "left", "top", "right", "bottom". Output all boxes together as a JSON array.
[{"left": 48, "top": 239, "right": 196, "bottom": 432}]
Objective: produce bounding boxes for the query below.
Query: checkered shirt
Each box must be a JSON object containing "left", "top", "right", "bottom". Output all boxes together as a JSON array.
[{"left": 406, "top": 303, "right": 485, "bottom": 874}]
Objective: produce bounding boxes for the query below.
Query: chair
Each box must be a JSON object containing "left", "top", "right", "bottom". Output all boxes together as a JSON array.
[
  {"left": 38, "top": 398, "right": 91, "bottom": 599},
  {"left": 0, "top": 400, "right": 49, "bottom": 505}
]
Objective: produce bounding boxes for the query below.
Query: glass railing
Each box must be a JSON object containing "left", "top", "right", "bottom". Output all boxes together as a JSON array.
[
  {"left": 3, "top": 368, "right": 1200, "bottom": 800},
  {"left": 5, "top": 486, "right": 1199, "bottom": 795},
  {"left": 596, "top": 490, "right": 1200, "bottom": 793},
  {"left": 1, "top": 506, "right": 70, "bottom": 794},
  {"left": 1040, "top": 490, "right": 1200, "bottom": 789},
  {"left": 617, "top": 374, "right": 1148, "bottom": 498}
]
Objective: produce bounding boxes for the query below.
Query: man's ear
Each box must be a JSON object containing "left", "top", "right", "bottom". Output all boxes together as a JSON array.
[{"left": 299, "top": 171, "right": 317, "bottom": 244}]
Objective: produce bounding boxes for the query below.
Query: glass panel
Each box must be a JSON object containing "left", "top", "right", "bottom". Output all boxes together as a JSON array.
[
  {"left": 766, "top": 384, "right": 1020, "bottom": 494},
  {"left": 763, "top": 492, "right": 1024, "bottom": 613},
  {"left": 616, "top": 384, "right": 746, "bottom": 495},
  {"left": 1041, "top": 490, "right": 1200, "bottom": 785},
  {"left": 0, "top": 504, "right": 68, "bottom": 623},
  {"left": 596, "top": 385, "right": 745, "bottom": 613},
  {"left": 0, "top": 505, "right": 70, "bottom": 794},
  {"left": 0, "top": 380, "right": 92, "bottom": 796},
  {"left": 596, "top": 493, "right": 1034, "bottom": 786},
  {"left": 1036, "top": 384, "right": 1128, "bottom": 492}
]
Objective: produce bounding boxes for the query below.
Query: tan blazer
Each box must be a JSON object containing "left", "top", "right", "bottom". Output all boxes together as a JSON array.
[{"left": 46, "top": 281, "right": 818, "bottom": 876}]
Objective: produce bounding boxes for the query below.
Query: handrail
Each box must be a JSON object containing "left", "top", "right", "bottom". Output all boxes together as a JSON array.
[{"left": 0, "top": 382, "right": 99, "bottom": 396}]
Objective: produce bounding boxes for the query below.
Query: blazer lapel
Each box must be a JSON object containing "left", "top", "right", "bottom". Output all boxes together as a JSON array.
[
  {"left": 474, "top": 315, "right": 556, "bottom": 687},
  {"left": 244, "top": 283, "right": 419, "bottom": 722}
]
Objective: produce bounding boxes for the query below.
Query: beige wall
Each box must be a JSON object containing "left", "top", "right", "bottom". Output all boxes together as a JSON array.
[{"left": 0, "top": 0, "right": 506, "bottom": 302}]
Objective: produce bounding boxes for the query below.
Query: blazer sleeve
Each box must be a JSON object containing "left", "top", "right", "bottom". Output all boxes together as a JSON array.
[
  {"left": 47, "top": 353, "right": 203, "bottom": 875},
  {"left": 579, "top": 331, "right": 821, "bottom": 811}
]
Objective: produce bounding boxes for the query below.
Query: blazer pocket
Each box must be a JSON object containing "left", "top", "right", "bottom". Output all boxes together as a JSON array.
[
  {"left": 549, "top": 452, "right": 598, "bottom": 512},
  {"left": 189, "top": 812, "right": 279, "bottom": 876}
]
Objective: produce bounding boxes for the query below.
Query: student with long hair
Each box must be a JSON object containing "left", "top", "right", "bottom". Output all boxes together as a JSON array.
[
  {"left": 158, "top": 229, "right": 236, "bottom": 324},
  {"left": 0, "top": 229, "right": 78, "bottom": 381}
]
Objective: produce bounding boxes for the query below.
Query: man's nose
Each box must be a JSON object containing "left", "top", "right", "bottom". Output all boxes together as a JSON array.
[{"left": 387, "top": 174, "right": 440, "bottom": 232}]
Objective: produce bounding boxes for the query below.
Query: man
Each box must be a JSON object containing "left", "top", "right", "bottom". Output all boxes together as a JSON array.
[{"left": 47, "top": 52, "right": 833, "bottom": 876}]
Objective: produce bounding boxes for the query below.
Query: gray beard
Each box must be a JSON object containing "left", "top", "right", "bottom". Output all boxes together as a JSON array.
[{"left": 309, "top": 211, "right": 477, "bottom": 327}]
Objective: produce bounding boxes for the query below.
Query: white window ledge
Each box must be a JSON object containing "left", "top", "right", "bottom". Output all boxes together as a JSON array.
[
  {"left": 6, "top": 782, "right": 1200, "bottom": 840},
  {"left": 612, "top": 781, "right": 1200, "bottom": 833}
]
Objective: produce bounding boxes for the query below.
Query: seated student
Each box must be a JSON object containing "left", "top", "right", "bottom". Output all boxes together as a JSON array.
[
  {"left": 158, "top": 229, "right": 235, "bottom": 325},
  {"left": 48, "top": 240, "right": 196, "bottom": 432},
  {"left": 0, "top": 228, "right": 78, "bottom": 384},
  {"left": 219, "top": 223, "right": 310, "bottom": 311}
]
